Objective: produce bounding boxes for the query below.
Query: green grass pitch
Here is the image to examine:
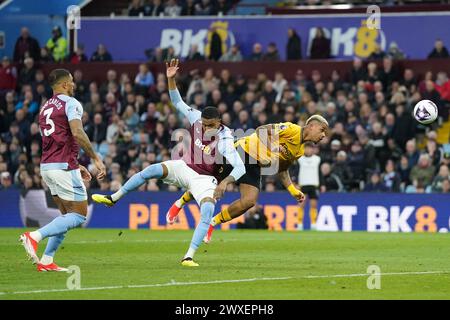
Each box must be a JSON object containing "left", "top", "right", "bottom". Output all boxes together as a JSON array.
[{"left": 1, "top": 228, "right": 449, "bottom": 299}]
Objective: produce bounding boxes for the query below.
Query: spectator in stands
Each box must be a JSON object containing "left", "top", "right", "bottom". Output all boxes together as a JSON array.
[
  {"left": 364, "top": 171, "right": 388, "bottom": 192},
  {"left": 164, "top": 0, "right": 181, "bottom": 16},
  {"left": 428, "top": 39, "right": 449, "bottom": 59},
  {"left": 39, "top": 47, "right": 54, "bottom": 63},
  {"left": 219, "top": 44, "right": 243, "bottom": 62},
  {"left": 128, "top": 0, "right": 143, "bottom": 16},
  {"left": 435, "top": 71, "right": 450, "bottom": 102},
  {"left": 410, "top": 153, "right": 435, "bottom": 188},
  {"left": 286, "top": 28, "right": 302, "bottom": 60},
  {"left": 46, "top": 26, "right": 67, "bottom": 62},
  {"left": 382, "top": 159, "right": 401, "bottom": 192},
  {"left": 215, "top": 0, "right": 232, "bottom": 15},
  {"left": 332, "top": 150, "right": 353, "bottom": 191},
  {"left": 368, "top": 43, "right": 386, "bottom": 60},
  {"left": 17, "top": 57, "right": 36, "bottom": 90},
  {"left": 319, "top": 162, "right": 343, "bottom": 192},
  {"left": 430, "top": 164, "right": 450, "bottom": 193},
  {"left": 143, "top": 0, "right": 164, "bottom": 16},
  {"left": 91, "top": 44, "right": 113, "bottom": 62},
  {"left": 422, "top": 79, "right": 441, "bottom": 105},
  {"left": 208, "top": 27, "right": 223, "bottom": 61},
  {"left": 273, "top": 72, "right": 288, "bottom": 103},
  {"left": 104, "top": 92, "right": 122, "bottom": 121},
  {"left": 15, "top": 89, "right": 38, "bottom": 115},
  {"left": 185, "top": 44, "right": 205, "bottom": 61},
  {"left": 309, "top": 27, "right": 331, "bottom": 59},
  {"left": 248, "top": 43, "right": 263, "bottom": 61},
  {"left": 0, "top": 57, "right": 17, "bottom": 96},
  {"left": 145, "top": 47, "right": 163, "bottom": 63},
  {"left": 68, "top": 44, "right": 88, "bottom": 64},
  {"left": 134, "top": 63, "right": 155, "bottom": 95},
  {"left": 263, "top": 43, "right": 280, "bottom": 61},
  {"left": 348, "top": 140, "right": 366, "bottom": 184},
  {"left": 387, "top": 42, "right": 405, "bottom": 60},
  {"left": 162, "top": 46, "right": 176, "bottom": 61},
  {"left": 87, "top": 113, "right": 107, "bottom": 144},
  {"left": 401, "top": 68, "right": 416, "bottom": 91},
  {"left": 13, "top": 27, "right": 40, "bottom": 64},
  {"left": 196, "top": 0, "right": 214, "bottom": 15},
  {"left": 14, "top": 108, "right": 30, "bottom": 139},
  {"left": 181, "top": 0, "right": 196, "bottom": 15},
  {"left": 379, "top": 57, "right": 398, "bottom": 90},
  {"left": 0, "top": 172, "right": 13, "bottom": 190},
  {"left": 0, "top": 91, "right": 16, "bottom": 133},
  {"left": 392, "top": 104, "right": 415, "bottom": 150}
]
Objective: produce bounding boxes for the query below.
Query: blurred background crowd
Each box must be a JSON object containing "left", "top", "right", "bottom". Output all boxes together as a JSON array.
[{"left": 1, "top": 25, "right": 449, "bottom": 195}]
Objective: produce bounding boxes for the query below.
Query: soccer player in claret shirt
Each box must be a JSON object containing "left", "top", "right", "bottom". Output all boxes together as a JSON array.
[
  {"left": 168, "top": 115, "right": 329, "bottom": 243},
  {"left": 92, "top": 59, "right": 246, "bottom": 266},
  {"left": 19, "top": 69, "right": 106, "bottom": 272}
]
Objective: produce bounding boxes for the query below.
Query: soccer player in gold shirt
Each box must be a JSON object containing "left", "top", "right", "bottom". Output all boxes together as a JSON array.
[{"left": 166, "top": 115, "right": 329, "bottom": 242}]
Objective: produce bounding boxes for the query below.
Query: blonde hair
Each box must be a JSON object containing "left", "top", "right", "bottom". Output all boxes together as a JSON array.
[{"left": 305, "top": 114, "right": 329, "bottom": 127}]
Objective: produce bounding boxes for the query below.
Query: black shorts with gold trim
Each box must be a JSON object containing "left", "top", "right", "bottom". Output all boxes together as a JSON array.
[{"left": 218, "top": 145, "right": 262, "bottom": 190}]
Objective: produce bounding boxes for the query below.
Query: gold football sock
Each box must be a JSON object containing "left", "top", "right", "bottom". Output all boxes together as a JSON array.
[
  {"left": 180, "top": 191, "right": 193, "bottom": 206},
  {"left": 211, "top": 208, "right": 231, "bottom": 226},
  {"left": 175, "top": 191, "right": 194, "bottom": 208},
  {"left": 298, "top": 207, "right": 304, "bottom": 224},
  {"left": 310, "top": 208, "right": 318, "bottom": 225}
]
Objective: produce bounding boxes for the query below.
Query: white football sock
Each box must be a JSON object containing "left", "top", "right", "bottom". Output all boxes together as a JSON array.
[
  {"left": 40, "top": 255, "right": 53, "bottom": 265},
  {"left": 29, "top": 231, "right": 42, "bottom": 242},
  {"left": 184, "top": 247, "right": 196, "bottom": 260},
  {"left": 174, "top": 199, "right": 183, "bottom": 208},
  {"left": 111, "top": 189, "right": 125, "bottom": 202}
]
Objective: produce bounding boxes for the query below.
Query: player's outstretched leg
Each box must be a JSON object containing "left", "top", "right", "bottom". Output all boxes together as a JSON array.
[
  {"left": 204, "top": 207, "right": 232, "bottom": 244},
  {"left": 205, "top": 183, "right": 259, "bottom": 243},
  {"left": 181, "top": 200, "right": 215, "bottom": 267},
  {"left": 166, "top": 191, "right": 193, "bottom": 224},
  {"left": 92, "top": 163, "right": 165, "bottom": 206},
  {"left": 20, "top": 213, "right": 85, "bottom": 267}
]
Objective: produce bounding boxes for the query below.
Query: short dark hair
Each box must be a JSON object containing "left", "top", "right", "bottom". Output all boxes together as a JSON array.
[
  {"left": 48, "top": 69, "right": 71, "bottom": 87},
  {"left": 201, "top": 106, "right": 220, "bottom": 120}
]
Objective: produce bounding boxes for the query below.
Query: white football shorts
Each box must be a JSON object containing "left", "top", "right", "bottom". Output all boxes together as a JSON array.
[
  {"left": 41, "top": 169, "right": 88, "bottom": 202},
  {"left": 161, "top": 160, "right": 217, "bottom": 205}
]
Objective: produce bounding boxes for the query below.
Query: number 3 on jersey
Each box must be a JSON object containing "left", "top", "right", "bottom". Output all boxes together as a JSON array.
[{"left": 43, "top": 107, "right": 55, "bottom": 136}]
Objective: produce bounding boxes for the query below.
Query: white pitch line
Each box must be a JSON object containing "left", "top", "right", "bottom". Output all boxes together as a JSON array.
[
  {"left": 0, "top": 277, "right": 291, "bottom": 296},
  {"left": 303, "top": 271, "right": 448, "bottom": 279},
  {"left": 0, "top": 271, "right": 449, "bottom": 296}
]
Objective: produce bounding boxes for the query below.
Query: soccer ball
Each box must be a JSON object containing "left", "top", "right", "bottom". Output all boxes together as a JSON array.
[{"left": 413, "top": 100, "right": 438, "bottom": 124}]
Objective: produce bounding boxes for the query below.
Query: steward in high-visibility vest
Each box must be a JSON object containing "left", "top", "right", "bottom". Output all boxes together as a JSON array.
[{"left": 46, "top": 26, "right": 67, "bottom": 62}]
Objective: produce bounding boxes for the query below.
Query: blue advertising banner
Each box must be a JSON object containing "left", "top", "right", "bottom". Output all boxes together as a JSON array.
[
  {"left": 78, "top": 13, "right": 450, "bottom": 61},
  {"left": 1, "top": 189, "right": 449, "bottom": 232}
]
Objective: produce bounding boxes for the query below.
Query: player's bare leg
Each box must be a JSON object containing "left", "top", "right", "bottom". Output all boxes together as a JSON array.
[
  {"left": 205, "top": 184, "right": 259, "bottom": 243},
  {"left": 166, "top": 191, "right": 194, "bottom": 224},
  {"left": 92, "top": 163, "right": 168, "bottom": 206}
]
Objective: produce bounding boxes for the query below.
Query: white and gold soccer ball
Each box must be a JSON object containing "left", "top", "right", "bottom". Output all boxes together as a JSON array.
[{"left": 413, "top": 99, "right": 438, "bottom": 125}]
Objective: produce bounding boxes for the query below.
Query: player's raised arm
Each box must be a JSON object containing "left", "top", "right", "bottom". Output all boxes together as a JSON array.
[
  {"left": 213, "top": 133, "right": 246, "bottom": 200},
  {"left": 167, "top": 58, "right": 201, "bottom": 125},
  {"left": 67, "top": 101, "right": 106, "bottom": 180},
  {"left": 278, "top": 169, "right": 305, "bottom": 204}
]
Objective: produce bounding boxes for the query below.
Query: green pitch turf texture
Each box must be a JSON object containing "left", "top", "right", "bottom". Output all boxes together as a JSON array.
[{"left": 1, "top": 228, "right": 449, "bottom": 299}]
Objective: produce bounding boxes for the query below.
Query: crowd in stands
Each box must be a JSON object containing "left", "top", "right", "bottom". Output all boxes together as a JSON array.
[
  {"left": 1, "top": 40, "right": 450, "bottom": 194},
  {"left": 9, "top": 22, "right": 450, "bottom": 65},
  {"left": 127, "top": 0, "right": 238, "bottom": 17}
]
